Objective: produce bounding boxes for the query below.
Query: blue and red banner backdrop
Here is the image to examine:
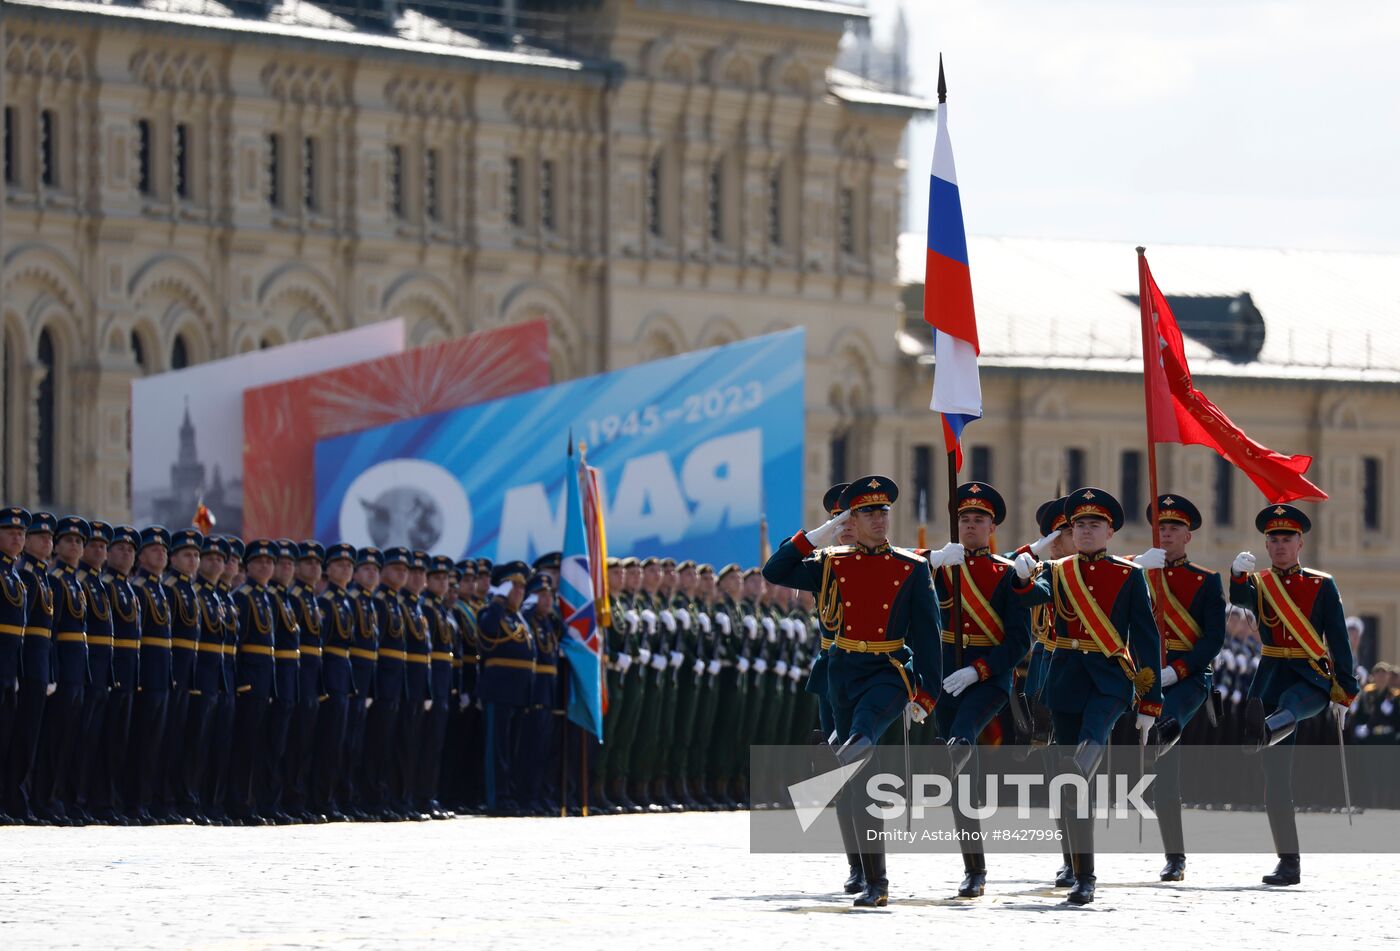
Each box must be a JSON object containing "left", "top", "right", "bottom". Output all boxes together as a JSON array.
[{"left": 313, "top": 328, "right": 806, "bottom": 566}]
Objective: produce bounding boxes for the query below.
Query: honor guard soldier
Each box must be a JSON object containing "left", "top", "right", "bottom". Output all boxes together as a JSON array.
[
  {"left": 524, "top": 572, "right": 562, "bottom": 815},
  {"left": 32, "top": 516, "right": 89, "bottom": 824},
  {"left": 1021, "top": 498, "right": 1072, "bottom": 730},
  {"left": 182, "top": 534, "right": 230, "bottom": 824},
  {"left": 342, "top": 547, "right": 381, "bottom": 820},
  {"left": 418, "top": 555, "right": 457, "bottom": 819},
  {"left": 129, "top": 526, "right": 172, "bottom": 826},
  {"left": 926, "top": 483, "right": 1033, "bottom": 899},
  {"left": 450, "top": 559, "right": 483, "bottom": 813},
  {"left": 227, "top": 540, "right": 278, "bottom": 825},
  {"left": 0, "top": 508, "right": 29, "bottom": 826},
  {"left": 805, "top": 484, "right": 867, "bottom": 894},
  {"left": 258, "top": 539, "right": 301, "bottom": 823},
  {"left": 476, "top": 561, "right": 534, "bottom": 816},
  {"left": 1135, "top": 495, "right": 1226, "bottom": 882},
  {"left": 1229, "top": 503, "right": 1359, "bottom": 886},
  {"left": 204, "top": 537, "right": 243, "bottom": 824},
  {"left": 764, "top": 476, "right": 942, "bottom": 908},
  {"left": 397, "top": 551, "right": 432, "bottom": 821},
  {"left": 161, "top": 528, "right": 203, "bottom": 824},
  {"left": 72, "top": 521, "right": 114, "bottom": 825},
  {"left": 283, "top": 541, "right": 326, "bottom": 823},
  {"left": 97, "top": 526, "right": 142, "bottom": 825},
  {"left": 1011, "top": 488, "right": 1163, "bottom": 905},
  {"left": 313, "top": 543, "right": 357, "bottom": 821},
  {"left": 8, "top": 511, "right": 56, "bottom": 824},
  {"left": 367, "top": 547, "right": 411, "bottom": 820}
]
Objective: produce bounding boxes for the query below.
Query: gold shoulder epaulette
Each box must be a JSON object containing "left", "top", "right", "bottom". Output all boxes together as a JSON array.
[{"left": 1302, "top": 567, "right": 1334, "bottom": 580}]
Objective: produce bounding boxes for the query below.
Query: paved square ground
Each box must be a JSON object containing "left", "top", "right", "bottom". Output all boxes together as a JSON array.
[{"left": 0, "top": 814, "right": 1387, "bottom": 949}]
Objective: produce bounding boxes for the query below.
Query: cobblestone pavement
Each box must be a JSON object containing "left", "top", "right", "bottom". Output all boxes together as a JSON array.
[{"left": 0, "top": 813, "right": 1387, "bottom": 949}]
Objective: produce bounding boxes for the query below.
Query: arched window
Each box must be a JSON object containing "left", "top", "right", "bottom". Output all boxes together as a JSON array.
[
  {"left": 131, "top": 330, "right": 148, "bottom": 375},
  {"left": 171, "top": 334, "right": 189, "bottom": 370},
  {"left": 36, "top": 328, "right": 57, "bottom": 505}
]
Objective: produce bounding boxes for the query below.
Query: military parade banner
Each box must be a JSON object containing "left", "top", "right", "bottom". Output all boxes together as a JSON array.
[
  {"left": 311, "top": 328, "right": 806, "bottom": 565},
  {"left": 241, "top": 319, "right": 550, "bottom": 540},
  {"left": 130, "top": 320, "right": 406, "bottom": 535}
]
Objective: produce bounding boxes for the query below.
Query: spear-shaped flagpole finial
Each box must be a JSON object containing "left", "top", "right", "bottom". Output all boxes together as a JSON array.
[{"left": 937, "top": 53, "right": 946, "bottom": 104}]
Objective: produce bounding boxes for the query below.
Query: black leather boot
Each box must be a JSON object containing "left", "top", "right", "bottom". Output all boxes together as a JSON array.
[
  {"left": 1154, "top": 716, "right": 1183, "bottom": 756},
  {"left": 947, "top": 737, "right": 975, "bottom": 777},
  {"left": 1244, "top": 699, "right": 1298, "bottom": 753},
  {"left": 853, "top": 849, "right": 888, "bottom": 908},
  {"left": 958, "top": 850, "right": 987, "bottom": 898},
  {"left": 1067, "top": 852, "right": 1096, "bottom": 905},
  {"left": 591, "top": 781, "right": 616, "bottom": 815},
  {"left": 843, "top": 856, "right": 865, "bottom": 895},
  {"left": 1161, "top": 854, "right": 1186, "bottom": 882},
  {"left": 1262, "top": 853, "right": 1301, "bottom": 886}
]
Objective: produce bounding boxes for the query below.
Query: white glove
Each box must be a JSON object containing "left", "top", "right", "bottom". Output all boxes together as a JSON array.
[
  {"left": 1029, "top": 532, "right": 1060, "bottom": 558},
  {"left": 423, "top": 699, "right": 433, "bottom": 712},
  {"left": 805, "top": 510, "right": 851, "bottom": 548},
  {"left": 736, "top": 657, "right": 751, "bottom": 674},
  {"left": 705, "top": 659, "right": 721, "bottom": 676},
  {"left": 774, "top": 660, "right": 789, "bottom": 677},
  {"left": 649, "top": 653, "right": 667, "bottom": 671},
  {"left": 624, "top": 609, "right": 640, "bottom": 633},
  {"left": 754, "top": 657, "right": 769, "bottom": 675},
  {"left": 787, "top": 666, "right": 803, "bottom": 681},
  {"left": 742, "top": 615, "right": 758, "bottom": 637},
  {"left": 637, "top": 647, "right": 652, "bottom": 666},
  {"left": 926, "top": 541, "right": 965, "bottom": 569},
  {"left": 660, "top": 609, "right": 676, "bottom": 632},
  {"left": 1013, "top": 551, "right": 1037, "bottom": 581},
  {"left": 906, "top": 700, "right": 929, "bottom": 725},
  {"left": 691, "top": 659, "right": 705, "bottom": 676},
  {"left": 1160, "top": 666, "right": 1179, "bottom": 689},
  {"left": 1135, "top": 547, "right": 1168, "bottom": 570},
  {"left": 762, "top": 617, "right": 777, "bottom": 641},
  {"left": 677, "top": 611, "right": 691, "bottom": 631},
  {"left": 698, "top": 614, "right": 711, "bottom": 633},
  {"left": 779, "top": 618, "right": 795, "bottom": 637},
  {"left": 942, "top": 666, "right": 980, "bottom": 697},
  {"left": 45, "top": 682, "right": 57, "bottom": 697},
  {"left": 1331, "top": 701, "right": 1349, "bottom": 721},
  {"left": 716, "top": 613, "right": 731, "bottom": 635},
  {"left": 640, "top": 609, "right": 657, "bottom": 632},
  {"left": 1232, "top": 551, "right": 1256, "bottom": 575},
  {"left": 1136, "top": 713, "right": 1156, "bottom": 735},
  {"left": 616, "top": 653, "right": 633, "bottom": 674},
  {"left": 458, "top": 693, "right": 470, "bottom": 711},
  {"left": 365, "top": 697, "right": 374, "bottom": 709},
  {"left": 1355, "top": 723, "right": 1371, "bottom": 740},
  {"left": 668, "top": 650, "right": 683, "bottom": 668}
]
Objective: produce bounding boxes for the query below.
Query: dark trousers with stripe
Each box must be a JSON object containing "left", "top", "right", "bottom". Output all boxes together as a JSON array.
[
  {"left": 127, "top": 688, "right": 169, "bottom": 817},
  {"left": 6, "top": 678, "right": 48, "bottom": 817},
  {"left": 312, "top": 693, "right": 350, "bottom": 812},
  {"left": 483, "top": 701, "right": 525, "bottom": 811},
  {"left": 417, "top": 701, "right": 450, "bottom": 809}
]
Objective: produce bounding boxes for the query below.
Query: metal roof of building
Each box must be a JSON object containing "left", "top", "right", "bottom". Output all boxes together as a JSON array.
[{"left": 897, "top": 233, "right": 1400, "bottom": 384}]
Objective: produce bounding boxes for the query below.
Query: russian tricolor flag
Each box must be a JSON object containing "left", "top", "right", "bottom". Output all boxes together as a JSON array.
[{"left": 924, "top": 64, "right": 982, "bottom": 471}]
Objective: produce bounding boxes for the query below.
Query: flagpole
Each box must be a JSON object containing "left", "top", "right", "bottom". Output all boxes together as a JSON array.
[
  {"left": 937, "top": 57, "right": 965, "bottom": 674},
  {"left": 1136, "top": 247, "right": 1165, "bottom": 671}
]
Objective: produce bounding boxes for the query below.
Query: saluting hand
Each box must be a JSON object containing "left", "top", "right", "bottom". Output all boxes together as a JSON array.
[
  {"left": 1013, "top": 552, "right": 1037, "bottom": 582},
  {"left": 805, "top": 510, "right": 850, "bottom": 549},
  {"left": 1232, "top": 551, "right": 1256, "bottom": 575}
]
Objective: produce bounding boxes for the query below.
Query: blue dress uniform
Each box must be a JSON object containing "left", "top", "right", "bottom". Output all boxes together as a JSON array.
[
  {"left": 96, "top": 526, "right": 142, "bottom": 823},
  {"left": 284, "top": 540, "right": 326, "bottom": 823},
  {"left": 1012, "top": 488, "right": 1162, "bottom": 905},
  {"left": 8, "top": 512, "right": 57, "bottom": 823},
  {"left": 417, "top": 556, "right": 458, "bottom": 818},
  {"left": 397, "top": 551, "right": 432, "bottom": 819},
  {"left": 1139, "top": 496, "right": 1226, "bottom": 880},
  {"left": 449, "top": 561, "right": 484, "bottom": 812},
  {"left": 525, "top": 573, "right": 563, "bottom": 815},
  {"left": 366, "top": 547, "right": 410, "bottom": 818},
  {"left": 0, "top": 507, "right": 30, "bottom": 825},
  {"left": 182, "top": 535, "right": 231, "bottom": 822},
  {"left": 161, "top": 528, "right": 203, "bottom": 822},
  {"left": 312, "top": 543, "right": 357, "bottom": 820},
  {"left": 128, "top": 526, "right": 173, "bottom": 824},
  {"left": 764, "top": 476, "right": 942, "bottom": 908},
  {"left": 203, "top": 537, "right": 242, "bottom": 823},
  {"left": 72, "top": 521, "right": 115, "bottom": 824},
  {"left": 258, "top": 541, "right": 301, "bottom": 822},
  {"left": 34, "top": 516, "right": 91, "bottom": 824},
  {"left": 342, "top": 547, "right": 381, "bottom": 818},
  {"left": 227, "top": 540, "right": 279, "bottom": 824},
  {"left": 1229, "top": 504, "right": 1359, "bottom": 885},
  {"left": 932, "top": 484, "right": 1033, "bottom": 898},
  {"left": 477, "top": 561, "right": 535, "bottom": 816}
]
